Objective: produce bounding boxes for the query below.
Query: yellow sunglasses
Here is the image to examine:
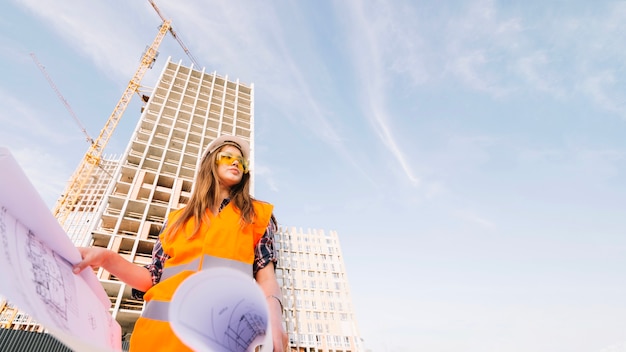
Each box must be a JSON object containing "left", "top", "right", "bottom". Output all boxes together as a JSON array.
[{"left": 216, "top": 152, "right": 249, "bottom": 173}]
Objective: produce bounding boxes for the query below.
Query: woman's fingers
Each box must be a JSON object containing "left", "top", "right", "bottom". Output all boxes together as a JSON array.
[
  {"left": 72, "top": 247, "right": 104, "bottom": 274},
  {"left": 72, "top": 261, "right": 88, "bottom": 274}
]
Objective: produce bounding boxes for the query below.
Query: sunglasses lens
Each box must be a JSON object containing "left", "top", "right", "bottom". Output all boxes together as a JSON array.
[{"left": 216, "top": 153, "right": 248, "bottom": 173}]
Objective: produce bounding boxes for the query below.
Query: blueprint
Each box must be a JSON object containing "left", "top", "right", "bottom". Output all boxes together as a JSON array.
[
  {"left": 0, "top": 147, "right": 121, "bottom": 352},
  {"left": 169, "top": 267, "right": 273, "bottom": 352}
]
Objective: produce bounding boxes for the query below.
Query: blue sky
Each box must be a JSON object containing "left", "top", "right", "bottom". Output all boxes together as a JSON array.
[{"left": 2, "top": 1, "right": 626, "bottom": 351}]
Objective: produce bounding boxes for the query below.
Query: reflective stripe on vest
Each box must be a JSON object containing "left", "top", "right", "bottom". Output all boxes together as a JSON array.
[
  {"left": 142, "top": 254, "right": 252, "bottom": 322},
  {"left": 142, "top": 299, "right": 169, "bottom": 321},
  {"left": 160, "top": 257, "right": 201, "bottom": 282},
  {"left": 161, "top": 254, "right": 251, "bottom": 282}
]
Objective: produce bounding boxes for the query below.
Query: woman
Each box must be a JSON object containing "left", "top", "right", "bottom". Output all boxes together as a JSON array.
[{"left": 73, "top": 135, "right": 288, "bottom": 351}]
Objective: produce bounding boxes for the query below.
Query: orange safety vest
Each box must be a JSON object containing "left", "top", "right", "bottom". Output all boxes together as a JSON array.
[{"left": 129, "top": 200, "right": 273, "bottom": 352}]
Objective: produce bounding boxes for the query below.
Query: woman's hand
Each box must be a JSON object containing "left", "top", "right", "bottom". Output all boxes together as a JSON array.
[
  {"left": 266, "top": 298, "right": 288, "bottom": 351},
  {"left": 271, "top": 318, "right": 288, "bottom": 352},
  {"left": 72, "top": 246, "right": 154, "bottom": 292},
  {"left": 72, "top": 247, "right": 112, "bottom": 274},
  {"left": 255, "top": 263, "right": 288, "bottom": 351}
]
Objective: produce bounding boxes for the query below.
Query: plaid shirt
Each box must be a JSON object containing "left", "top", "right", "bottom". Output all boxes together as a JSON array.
[{"left": 132, "top": 199, "right": 277, "bottom": 300}]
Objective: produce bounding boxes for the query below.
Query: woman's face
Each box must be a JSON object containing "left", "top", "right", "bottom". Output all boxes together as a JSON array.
[{"left": 215, "top": 145, "right": 246, "bottom": 189}]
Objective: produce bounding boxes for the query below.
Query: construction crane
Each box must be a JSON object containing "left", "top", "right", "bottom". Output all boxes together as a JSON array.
[
  {"left": 52, "top": 19, "right": 172, "bottom": 226},
  {"left": 53, "top": 0, "right": 199, "bottom": 226},
  {"left": 148, "top": 0, "right": 200, "bottom": 68},
  {"left": 1, "top": 2, "right": 199, "bottom": 331},
  {"left": 30, "top": 53, "right": 95, "bottom": 146}
]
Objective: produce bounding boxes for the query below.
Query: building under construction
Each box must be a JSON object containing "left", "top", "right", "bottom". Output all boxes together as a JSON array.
[{"left": 1, "top": 58, "right": 363, "bottom": 351}]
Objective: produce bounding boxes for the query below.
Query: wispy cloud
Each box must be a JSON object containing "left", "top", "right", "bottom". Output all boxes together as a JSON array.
[
  {"left": 515, "top": 52, "right": 566, "bottom": 99},
  {"left": 516, "top": 144, "right": 625, "bottom": 185},
  {"left": 341, "top": 1, "right": 420, "bottom": 186},
  {"left": 441, "top": 1, "right": 523, "bottom": 97},
  {"left": 440, "top": 0, "right": 626, "bottom": 116},
  {"left": 0, "top": 87, "right": 76, "bottom": 144},
  {"left": 581, "top": 71, "right": 626, "bottom": 118},
  {"left": 446, "top": 50, "right": 511, "bottom": 97},
  {"left": 9, "top": 147, "right": 70, "bottom": 208},
  {"left": 16, "top": 0, "right": 152, "bottom": 82},
  {"left": 253, "top": 164, "right": 279, "bottom": 193},
  {"left": 456, "top": 209, "right": 497, "bottom": 230}
]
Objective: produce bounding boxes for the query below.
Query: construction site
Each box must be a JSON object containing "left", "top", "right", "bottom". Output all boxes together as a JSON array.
[{"left": 0, "top": 2, "right": 363, "bottom": 351}]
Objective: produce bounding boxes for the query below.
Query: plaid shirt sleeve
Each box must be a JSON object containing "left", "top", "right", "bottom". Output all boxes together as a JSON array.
[
  {"left": 131, "top": 222, "right": 170, "bottom": 300},
  {"left": 253, "top": 214, "right": 278, "bottom": 275}
]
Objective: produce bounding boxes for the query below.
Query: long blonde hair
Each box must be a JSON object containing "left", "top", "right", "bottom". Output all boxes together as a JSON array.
[{"left": 164, "top": 144, "right": 255, "bottom": 240}]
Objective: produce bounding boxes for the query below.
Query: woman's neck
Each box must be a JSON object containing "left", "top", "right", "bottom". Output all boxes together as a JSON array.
[
  {"left": 218, "top": 187, "right": 230, "bottom": 201},
  {"left": 212, "top": 187, "right": 230, "bottom": 213}
]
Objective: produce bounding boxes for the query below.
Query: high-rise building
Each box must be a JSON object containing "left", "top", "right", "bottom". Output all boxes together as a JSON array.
[
  {"left": 87, "top": 58, "right": 257, "bottom": 335},
  {"left": 1, "top": 59, "right": 363, "bottom": 351},
  {"left": 275, "top": 227, "right": 363, "bottom": 352}
]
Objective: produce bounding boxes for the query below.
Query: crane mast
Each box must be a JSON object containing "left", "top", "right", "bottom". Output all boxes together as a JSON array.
[
  {"left": 148, "top": 0, "right": 199, "bottom": 68},
  {"left": 30, "top": 53, "right": 95, "bottom": 145},
  {"left": 53, "top": 19, "right": 172, "bottom": 226}
]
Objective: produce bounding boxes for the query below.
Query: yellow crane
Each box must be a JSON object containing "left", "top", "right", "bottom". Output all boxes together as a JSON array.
[
  {"left": 31, "top": 52, "right": 117, "bottom": 182},
  {"left": 53, "top": 1, "right": 198, "bottom": 226},
  {"left": 52, "top": 0, "right": 198, "bottom": 226},
  {"left": 30, "top": 53, "right": 95, "bottom": 146},
  {"left": 148, "top": 0, "right": 199, "bottom": 68},
  {"left": 53, "top": 18, "right": 171, "bottom": 226},
  {"left": 1, "top": 2, "right": 197, "bottom": 331}
]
